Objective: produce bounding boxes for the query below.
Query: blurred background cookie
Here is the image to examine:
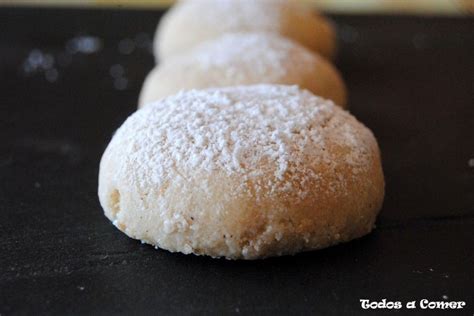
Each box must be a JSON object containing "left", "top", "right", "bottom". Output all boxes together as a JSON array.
[
  {"left": 154, "top": 0, "right": 337, "bottom": 61},
  {"left": 139, "top": 33, "right": 346, "bottom": 107}
]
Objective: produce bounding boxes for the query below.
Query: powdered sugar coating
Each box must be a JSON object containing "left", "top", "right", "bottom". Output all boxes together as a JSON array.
[
  {"left": 140, "top": 33, "right": 346, "bottom": 107},
  {"left": 183, "top": 32, "right": 313, "bottom": 82},
  {"left": 100, "top": 85, "right": 384, "bottom": 259},
  {"left": 156, "top": 0, "right": 336, "bottom": 60},
  {"left": 116, "top": 85, "right": 372, "bottom": 200}
]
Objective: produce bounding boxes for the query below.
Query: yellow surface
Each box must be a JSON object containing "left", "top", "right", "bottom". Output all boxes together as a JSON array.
[{"left": 0, "top": 0, "right": 472, "bottom": 14}]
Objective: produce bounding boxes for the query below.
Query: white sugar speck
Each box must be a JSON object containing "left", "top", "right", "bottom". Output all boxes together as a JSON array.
[
  {"left": 22, "top": 50, "right": 61, "bottom": 83},
  {"left": 468, "top": 158, "right": 474, "bottom": 168},
  {"left": 23, "top": 50, "right": 54, "bottom": 73},
  {"left": 66, "top": 36, "right": 102, "bottom": 54}
]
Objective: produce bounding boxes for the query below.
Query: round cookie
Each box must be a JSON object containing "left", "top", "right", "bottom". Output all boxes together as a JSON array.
[
  {"left": 155, "top": 0, "right": 336, "bottom": 61},
  {"left": 99, "top": 85, "right": 384, "bottom": 260},
  {"left": 140, "top": 33, "right": 346, "bottom": 108}
]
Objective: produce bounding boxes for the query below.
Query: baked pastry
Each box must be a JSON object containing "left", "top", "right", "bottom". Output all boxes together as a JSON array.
[
  {"left": 99, "top": 85, "right": 384, "bottom": 259},
  {"left": 140, "top": 33, "right": 346, "bottom": 107},
  {"left": 155, "top": 0, "right": 336, "bottom": 61}
]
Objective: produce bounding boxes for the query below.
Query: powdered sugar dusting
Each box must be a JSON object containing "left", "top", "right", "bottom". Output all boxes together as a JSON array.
[
  {"left": 110, "top": 85, "right": 375, "bottom": 200},
  {"left": 187, "top": 33, "right": 315, "bottom": 81}
]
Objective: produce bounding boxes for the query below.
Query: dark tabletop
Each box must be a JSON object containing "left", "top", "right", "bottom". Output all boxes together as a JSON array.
[{"left": 0, "top": 6, "right": 473, "bottom": 316}]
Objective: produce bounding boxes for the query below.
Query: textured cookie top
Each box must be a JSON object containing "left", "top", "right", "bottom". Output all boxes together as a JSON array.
[{"left": 111, "top": 85, "right": 376, "bottom": 200}]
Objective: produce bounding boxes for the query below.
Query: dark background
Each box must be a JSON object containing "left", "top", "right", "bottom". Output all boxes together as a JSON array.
[{"left": 0, "top": 7, "right": 473, "bottom": 315}]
